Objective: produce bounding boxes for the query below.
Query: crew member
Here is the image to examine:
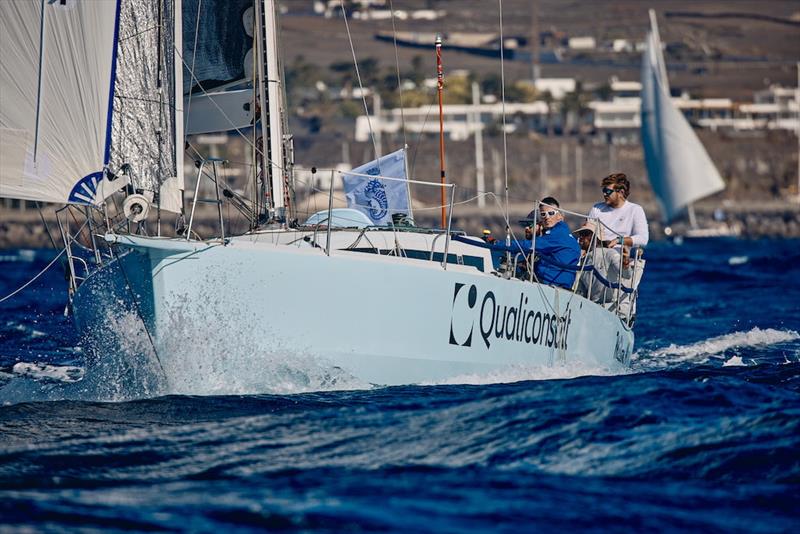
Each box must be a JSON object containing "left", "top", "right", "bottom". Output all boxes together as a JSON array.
[
  {"left": 573, "top": 220, "right": 628, "bottom": 304},
  {"left": 587, "top": 173, "right": 649, "bottom": 249},
  {"left": 532, "top": 197, "right": 580, "bottom": 289}
]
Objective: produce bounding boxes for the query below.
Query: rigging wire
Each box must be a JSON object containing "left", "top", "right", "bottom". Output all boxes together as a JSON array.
[
  {"left": 409, "top": 97, "right": 437, "bottom": 183},
  {"left": 175, "top": 48, "right": 284, "bottom": 172},
  {"left": 497, "top": 0, "right": 510, "bottom": 230},
  {"left": 0, "top": 247, "right": 67, "bottom": 304},
  {"left": 115, "top": 252, "right": 168, "bottom": 381},
  {"left": 183, "top": 0, "right": 202, "bottom": 136},
  {"left": 387, "top": 0, "right": 408, "bottom": 150},
  {"left": 338, "top": 1, "right": 382, "bottom": 167}
]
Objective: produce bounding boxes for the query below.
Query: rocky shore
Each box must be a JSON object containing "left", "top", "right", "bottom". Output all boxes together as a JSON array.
[{"left": 2, "top": 200, "right": 799, "bottom": 249}]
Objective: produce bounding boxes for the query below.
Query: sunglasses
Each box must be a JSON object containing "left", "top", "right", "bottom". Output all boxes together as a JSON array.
[
  {"left": 539, "top": 209, "right": 558, "bottom": 218},
  {"left": 602, "top": 187, "right": 621, "bottom": 196}
]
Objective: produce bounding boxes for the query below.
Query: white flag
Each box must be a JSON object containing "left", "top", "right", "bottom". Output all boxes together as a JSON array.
[{"left": 342, "top": 148, "right": 410, "bottom": 226}]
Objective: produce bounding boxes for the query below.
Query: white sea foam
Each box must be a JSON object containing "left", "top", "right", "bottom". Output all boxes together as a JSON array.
[
  {"left": 727, "top": 255, "right": 749, "bottom": 266},
  {"left": 423, "top": 360, "right": 628, "bottom": 386},
  {"left": 81, "top": 295, "right": 371, "bottom": 398},
  {"left": 9, "top": 322, "right": 47, "bottom": 339},
  {"left": 722, "top": 355, "right": 746, "bottom": 367},
  {"left": 637, "top": 327, "right": 799, "bottom": 367},
  {"left": 12, "top": 362, "right": 84, "bottom": 382}
]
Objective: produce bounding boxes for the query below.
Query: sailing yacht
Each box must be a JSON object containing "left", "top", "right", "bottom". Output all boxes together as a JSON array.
[
  {"left": 640, "top": 10, "right": 740, "bottom": 238},
  {"left": 1, "top": 0, "right": 638, "bottom": 391}
]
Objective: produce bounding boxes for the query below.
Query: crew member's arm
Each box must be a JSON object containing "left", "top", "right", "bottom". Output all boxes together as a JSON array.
[{"left": 628, "top": 205, "right": 649, "bottom": 247}]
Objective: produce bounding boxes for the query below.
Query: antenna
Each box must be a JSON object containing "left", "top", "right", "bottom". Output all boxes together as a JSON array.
[{"left": 436, "top": 34, "right": 446, "bottom": 228}]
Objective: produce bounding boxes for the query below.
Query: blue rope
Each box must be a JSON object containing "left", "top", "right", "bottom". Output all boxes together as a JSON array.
[{"left": 452, "top": 235, "right": 635, "bottom": 293}]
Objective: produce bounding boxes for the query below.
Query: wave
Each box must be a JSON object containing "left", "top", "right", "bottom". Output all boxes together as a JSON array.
[
  {"left": 635, "top": 327, "right": 800, "bottom": 368},
  {"left": 1, "top": 364, "right": 798, "bottom": 485},
  {"left": 423, "top": 360, "right": 628, "bottom": 386}
]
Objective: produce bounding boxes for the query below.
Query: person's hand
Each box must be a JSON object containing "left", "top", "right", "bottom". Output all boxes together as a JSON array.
[{"left": 622, "top": 247, "right": 631, "bottom": 268}]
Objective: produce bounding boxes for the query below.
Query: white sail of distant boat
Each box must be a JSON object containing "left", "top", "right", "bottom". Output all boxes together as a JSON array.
[
  {"left": 640, "top": 10, "right": 725, "bottom": 225},
  {"left": 0, "top": 0, "right": 641, "bottom": 392}
]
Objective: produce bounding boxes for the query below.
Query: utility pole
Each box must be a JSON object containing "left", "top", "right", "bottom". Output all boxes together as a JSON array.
[
  {"left": 373, "top": 92, "right": 382, "bottom": 158},
  {"left": 530, "top": 0, "right": 541, "bottom": 82},
  {"left": 472, "top": 82, "right": 486, "bottom": 207},
  {"left": 609, "top": 142, "right": 616, "bottom": 173},
  {"left": 539, "top": 152, "right": 548, "bottom": 197},
  {"left": 575, "top": 145, "right": 583, "bottom": 204}
]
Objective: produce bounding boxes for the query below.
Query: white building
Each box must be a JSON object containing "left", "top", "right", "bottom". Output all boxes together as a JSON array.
[
  {"left": 355, "top": 101, "right": 549, "bottom": 142},
  {"left": 534, "top": 78, "right": 576, "bottom": 100},
  {"left": 568, "top": 36, "right": 596, "bottom": 50}
]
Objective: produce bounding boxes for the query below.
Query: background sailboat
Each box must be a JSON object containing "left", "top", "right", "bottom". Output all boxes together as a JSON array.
[{"left": 640, "top": 10, "right": 739, "bottom": 238}]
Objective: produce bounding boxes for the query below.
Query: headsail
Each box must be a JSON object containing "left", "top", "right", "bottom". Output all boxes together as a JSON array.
[
  {"left": 640, "top": 10, "right": 725, "bottom": 223},
  {"left": 0, "top": 0, "right": 120, "bottom": 205}
]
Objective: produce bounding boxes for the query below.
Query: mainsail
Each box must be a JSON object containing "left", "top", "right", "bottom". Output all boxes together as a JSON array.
[
  {"left": 640, "top": 10, "right": 725, "bottom": 223},
  {"left": 0, "top": 0, "right": 120, "bottom": 205}
]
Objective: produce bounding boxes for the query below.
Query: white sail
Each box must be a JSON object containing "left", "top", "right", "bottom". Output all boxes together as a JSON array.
[
  {"left": 640, "top": 10, "right": 725, "bottom": 222},
  {"left": 0, "top": 0, "right": 120, "bottom": 205}
]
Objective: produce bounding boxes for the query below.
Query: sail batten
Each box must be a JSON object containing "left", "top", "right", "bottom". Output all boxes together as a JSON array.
[{"left": 640, "top": 10, "right": 725, "bottom": 223}]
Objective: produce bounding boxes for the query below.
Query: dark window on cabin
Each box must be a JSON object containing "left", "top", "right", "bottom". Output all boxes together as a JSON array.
[{"left": 347, "top": 248, "right": 485, "bottom": 272}]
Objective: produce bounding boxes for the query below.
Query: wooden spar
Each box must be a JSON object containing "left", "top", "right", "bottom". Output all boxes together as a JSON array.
[{"left": 436, "top": 35, "right": 446, "bottom": 228}]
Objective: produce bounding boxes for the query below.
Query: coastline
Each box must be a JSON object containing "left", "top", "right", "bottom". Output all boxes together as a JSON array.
[{"left": 2, "top": 200, "right": 799, "bottom": 249}]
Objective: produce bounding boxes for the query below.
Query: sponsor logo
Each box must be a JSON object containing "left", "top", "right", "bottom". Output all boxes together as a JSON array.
[
  {"left": 449, "top": 283, "right": 572, "bottom": 350},
  {"left": 362, "top": 177, "right": 388, "bottom": 221},
  {"left": 449, "top": 283, "right": 478, "bottom": 346},
  {"left": 613, "top": 331, "right": 631, "bottom": 364}
]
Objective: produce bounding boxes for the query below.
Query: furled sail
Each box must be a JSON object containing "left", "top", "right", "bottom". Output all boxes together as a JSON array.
[
  {"left": 0, "top": 0, "right": 120, "bottom": 205},
  {"left": 111, "top": 0, "right": 181, "bottom": 212},
  {"left": 182, "top": 0, "right": 255, "bottom": 135},
  {"left": 182, "top": 0, "right": 254, "bottom": 95},
  {"left": 640, "top": 10, "right": 725, "bottom": 223}
]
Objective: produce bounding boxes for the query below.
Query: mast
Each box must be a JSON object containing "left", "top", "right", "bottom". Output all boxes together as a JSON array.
[
  {"left": 173, "top": 0, "right": 184, "bottom": 217},
  {"left": 436, "top": 34, "right": 446, "bottom": 228},
  {"left": 260, "top": 0, "right": 288, "bottom": 222}
]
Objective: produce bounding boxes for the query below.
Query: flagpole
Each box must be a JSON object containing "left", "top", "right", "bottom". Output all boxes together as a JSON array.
[{"left": 436, "top": 34, "right": 446, "bottom": 228}]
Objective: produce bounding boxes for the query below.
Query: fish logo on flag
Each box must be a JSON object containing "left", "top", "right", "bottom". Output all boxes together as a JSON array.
[{"left": 342, "top": 148, "right": 411, "bottom": 225}]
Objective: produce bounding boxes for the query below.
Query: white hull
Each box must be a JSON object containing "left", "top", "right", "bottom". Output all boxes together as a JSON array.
[{"left": 73, "top": 232, "right": 633, "bottom": 390}]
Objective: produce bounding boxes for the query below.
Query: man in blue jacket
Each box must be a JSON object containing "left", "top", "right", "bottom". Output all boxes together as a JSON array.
[{"left": 532, "top": 197, "right": 580, "bottom": 289}]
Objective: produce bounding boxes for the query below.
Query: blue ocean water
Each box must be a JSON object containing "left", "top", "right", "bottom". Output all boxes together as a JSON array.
[{"left": 1, "top": 239, "right": 799, "bottom": 531}]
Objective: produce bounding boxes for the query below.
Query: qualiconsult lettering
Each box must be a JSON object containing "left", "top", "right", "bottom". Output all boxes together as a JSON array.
[{"left": 477, "top": 289, "right": 572, "bottom": 350}]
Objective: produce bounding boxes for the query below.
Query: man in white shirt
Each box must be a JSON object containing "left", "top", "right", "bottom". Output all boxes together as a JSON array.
[{"left": 587, "top": 173, "right": 649, "bottom": 249}]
